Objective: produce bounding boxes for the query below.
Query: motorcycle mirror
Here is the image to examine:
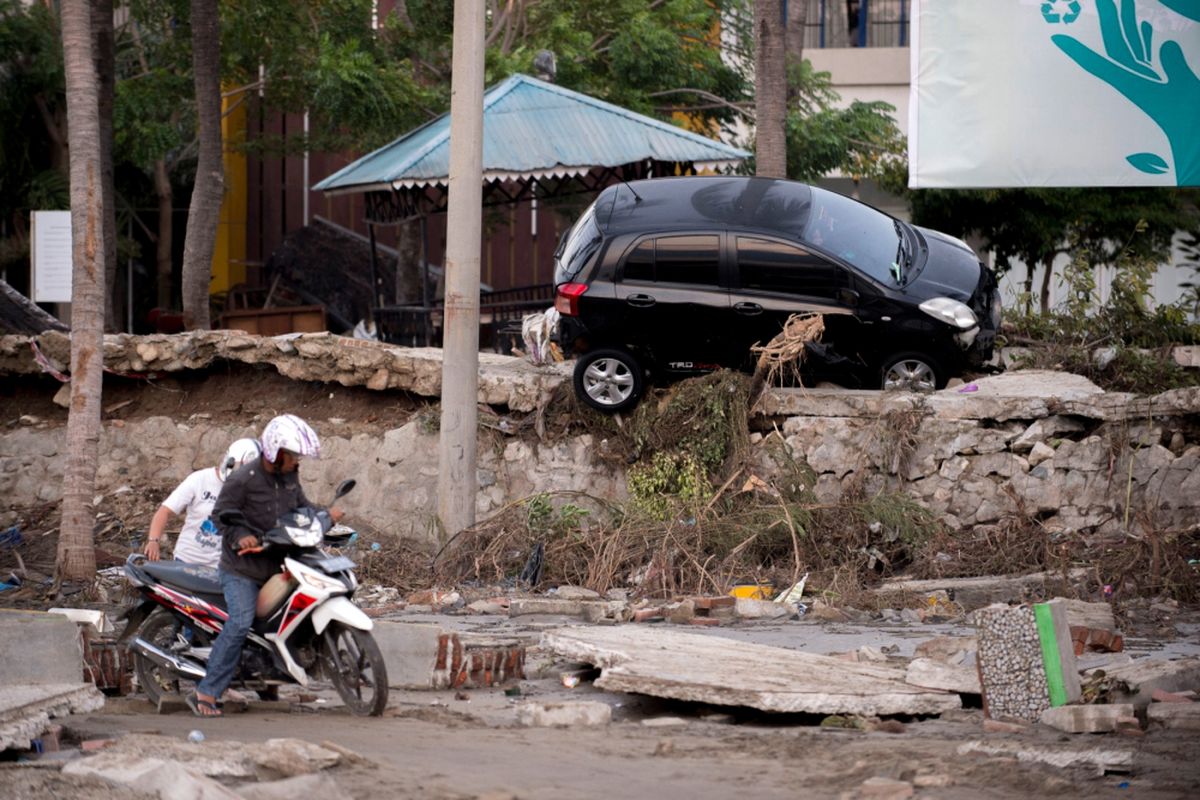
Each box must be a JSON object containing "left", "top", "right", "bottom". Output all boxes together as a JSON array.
[{"left": 333, "top": 479, "right": 357, "bottom": 501}]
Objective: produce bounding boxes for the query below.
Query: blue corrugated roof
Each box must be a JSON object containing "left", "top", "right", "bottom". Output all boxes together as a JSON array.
[{"left": 314, "top": 73, "right": 750, "bottom": 194}]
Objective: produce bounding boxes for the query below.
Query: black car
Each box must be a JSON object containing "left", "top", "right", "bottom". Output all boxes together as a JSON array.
[{"left": 553, "top": 176, "right": 1000, "bottom": 413}]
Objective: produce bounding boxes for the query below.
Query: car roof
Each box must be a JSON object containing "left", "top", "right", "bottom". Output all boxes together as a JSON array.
[{"left": 596, "top": 176, "right": 814, "bottom": 239}]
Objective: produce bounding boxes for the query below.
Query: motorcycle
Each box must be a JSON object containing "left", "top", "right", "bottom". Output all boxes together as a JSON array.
[{"left": 118, "top": 479, "right": 389, "bottom": 716}]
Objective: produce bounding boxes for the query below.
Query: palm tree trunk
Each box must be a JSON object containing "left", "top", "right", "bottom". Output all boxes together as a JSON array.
[
  {"left": 58, "top": 0, "right": 107, "bottom": 583},
  {"left": 1039, "top": 256, "right": 1054, "bottom": 314},
  {"left": 93, "top": 0, "right": 118, "bottom": 332},
  {"left": 755, "top": 0, "right": 787, "bottom": 178},
  {"left": 154, "top": 160, "right": 174, "bottom": 309},
  {"left": 181, "top": 0, "right": 223, "bottom": 330}
]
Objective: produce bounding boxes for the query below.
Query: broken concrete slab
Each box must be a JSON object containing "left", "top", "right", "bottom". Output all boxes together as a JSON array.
[
  {"left": 0, "top": 609, "right": 86, "bottom": 684},
  {"left": 0, "top": 683, "right": 104, "bottom": 751},
  {"left": 856, "top": 776, "right": 914, "bottom": 800},
  {"left": 71, "top": 733, "right": 343, "bottom": 780},
  {"left": 877, "top": 570, "right": 1090, "bottom": 611},
  {"left": 1146, "top": 703, "right": 1200, "bottom": 730},
  {"left": 541, "top": 626, "right": 961, "bottom": 716},
  {"left": 516, "top": 701, "right": 612, "bottom": 728},
  {"left": 904, "top": 658, "right": 981, "bottom": 695},
  {"left": 975, "top": 601, "right": 1080, "bottom": 722},
  {"left": 509, "top": 597, "right": 628, "bottom": 621},
  {"left": 64, "top": 757, "right": 242, "bottom": 800},
  {"left": 1059, "top": 598, "right": 1117, "bottom": 632},
  {"left": 254, "top": 738, "right": 342, "bottom": 778},
  {"left": 957, "top": 740, "right": 1133, "bottom": 774},
  {"left": 1039, "top": 703, "right": 1137, "bottom": 733},
  {"left": 733, "top": 597, "right": 795, "bottom": 620},
  {"left": 1103, "top": 657, "right": 1200, "bottom": 710}
]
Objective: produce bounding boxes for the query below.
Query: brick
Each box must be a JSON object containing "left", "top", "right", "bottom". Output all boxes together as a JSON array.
[
  {"left": 691, "top": 596, "right": 735, "bottom": 611},
  {"left": 81, "top": 739, "right": 115, "bottom": 752},
  {"left": 633, "top": 607, "right": 665, "bottom": 623},
  {"left": 983, "top": 718, "right": 1029, "bottom": 734},
  {"left": 1151, "top": 689, "right": 1194, "bottom": 703}
]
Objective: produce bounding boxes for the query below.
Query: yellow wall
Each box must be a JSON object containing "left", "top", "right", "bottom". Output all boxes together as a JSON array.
[{"left": 211, "top": 93, "right": 248, "bottom": 295}]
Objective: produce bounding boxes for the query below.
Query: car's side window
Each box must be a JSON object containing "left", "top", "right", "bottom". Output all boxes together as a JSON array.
[
  {"left": 619, "top": 234, "right": 721, "bottom": 286},
  {"left": 623, "top": 240, "right": 655, "bottom": 282},
  {"left": 736, "top": 236, "right": 849, "bottom": 299},
  {"left": 654, "top": 235, "right": 720, "bottom": 285}
]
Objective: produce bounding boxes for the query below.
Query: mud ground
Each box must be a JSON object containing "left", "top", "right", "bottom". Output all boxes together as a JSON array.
[{"left": 49, "top": 678, "right": 1200, "bottom": 800}]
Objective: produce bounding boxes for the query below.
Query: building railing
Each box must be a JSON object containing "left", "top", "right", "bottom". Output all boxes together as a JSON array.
[{"left": 798, "top": 0, "right": 910, "bottom": 49}]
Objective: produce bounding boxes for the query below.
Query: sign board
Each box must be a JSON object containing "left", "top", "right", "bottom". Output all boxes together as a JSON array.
[
  {"left": 909, "top": 0, "right": 1200, "bottom": 188},
  {"left": 31, "top": 210, "right": 73, "bottom": 303}
]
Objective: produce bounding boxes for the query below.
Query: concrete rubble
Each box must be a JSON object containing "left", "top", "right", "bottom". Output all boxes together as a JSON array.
[
  {"left": 974, "top": 600, "right": 1080, "bottom": 722},
  {"left": 876, "top": 570, "right": 1091, "bottom": 612},
  {"left": 956, "top": 740, "right": 1133, "bottom": 774},
  {"left": 904, "top": 658, "right": 981, "bottom": 695},
  {"left": 0, "top": 684, "right": 105, "bottom": 751},
  {"left": 1039, "top": 703, "right": 1139, "bottom": 734},
  {"left": 516, "top": 701, "right": 613, "bottom": 728},
  {"left": 541, "top": 626, "right": 962, "bottom": 716},
  {"left": 1146, "top": 703, "right": 1200, "bottom": 730},
  {"left": 64, "top": 756, "right": 242, "bottom": 800},
  {"left": 1102, "top": 657, "right": 1200, "bottom": 709},
  {"left": 372, "top": 620, "right": 526, "bottom": 690}
]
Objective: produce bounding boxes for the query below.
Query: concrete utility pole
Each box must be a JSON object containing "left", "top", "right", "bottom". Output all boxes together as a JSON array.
[{"left": 437, "top": 0, "right": 485, "bottom": 538}]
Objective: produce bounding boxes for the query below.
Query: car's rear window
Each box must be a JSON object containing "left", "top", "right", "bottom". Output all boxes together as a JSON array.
[{"left": 555, "top": 204, "right": 602, "bottom": 284}]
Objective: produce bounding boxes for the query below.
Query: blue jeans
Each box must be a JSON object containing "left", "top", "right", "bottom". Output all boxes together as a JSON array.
[{"left": 196, "top": 570, "right": 260, "bottom": 698}]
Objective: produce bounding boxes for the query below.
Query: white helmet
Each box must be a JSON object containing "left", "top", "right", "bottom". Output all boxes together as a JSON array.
[
  {"left": 220, "top": 438, "right": 262, "bottom": 480},
  {"left": 260, "top": 414, "right": 321, "bottom": 463}
]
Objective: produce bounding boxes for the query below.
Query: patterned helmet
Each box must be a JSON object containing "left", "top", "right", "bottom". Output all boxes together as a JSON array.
[
  {"left": 260, "top": 414, "right": 321, "bottom": 463},
  {"left": 220, "top": 438, "right": 262, "bottom": 480}
]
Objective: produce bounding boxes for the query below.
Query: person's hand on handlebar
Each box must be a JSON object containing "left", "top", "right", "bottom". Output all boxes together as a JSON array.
[{"left": 237, "top": 534, "right": 264, "bottom": 555}]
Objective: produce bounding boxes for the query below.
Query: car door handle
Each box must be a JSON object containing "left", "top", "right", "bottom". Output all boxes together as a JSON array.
[
  {"left": 734, "top": 301, "right": 763, "bottom": 316},
  {"left": 626, "top": 294, "right": 656, "bottom": 308}
]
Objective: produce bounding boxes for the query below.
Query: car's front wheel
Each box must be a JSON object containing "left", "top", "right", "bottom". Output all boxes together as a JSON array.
[
  {"left": 879, "top": 352, "right": 946, "bottom": 392},
  {"left": 573, "top": 348, "right": 645, "bottom": 413}
]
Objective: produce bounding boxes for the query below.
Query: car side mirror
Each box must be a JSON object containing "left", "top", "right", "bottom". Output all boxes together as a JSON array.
[{"left": 836, "top": 288, "right": 860, "bottom": 306}]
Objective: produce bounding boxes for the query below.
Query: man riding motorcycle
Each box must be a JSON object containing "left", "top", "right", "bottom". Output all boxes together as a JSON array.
[{"left": 188, "top": 414, "right": 343, "bottom": 718}]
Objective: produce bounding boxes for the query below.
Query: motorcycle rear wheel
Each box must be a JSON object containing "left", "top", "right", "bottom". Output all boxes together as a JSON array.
[
  {"left": 134, "top": 609, "right": 192, "bottom": 707},
  {"left": 324, "top": 623, "right": 389, "bottom": 716}
]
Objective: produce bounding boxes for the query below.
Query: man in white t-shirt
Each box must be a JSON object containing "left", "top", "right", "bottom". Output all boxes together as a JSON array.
[{"left": 144, "top": 439, "right": 261, "bottom": 566}]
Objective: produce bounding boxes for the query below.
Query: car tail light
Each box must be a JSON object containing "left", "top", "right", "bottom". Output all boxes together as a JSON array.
[{"left": 555, "top": 283, "right": 588, "bottom": 316}]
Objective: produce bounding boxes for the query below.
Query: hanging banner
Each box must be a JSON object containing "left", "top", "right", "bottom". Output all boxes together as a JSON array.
[
  {"left": 31, "top": 210, "right": 73, "bottom": 303},
  {"left": 909, "top": 0, "right": 1200, "bottom": 188}
]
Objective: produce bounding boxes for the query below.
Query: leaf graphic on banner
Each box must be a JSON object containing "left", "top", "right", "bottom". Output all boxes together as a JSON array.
[
  {"left": 1126, "top": 153, "right": 1170, "bottom": 174},
  {"left": 1159, "top": 0, "right": 1200, "bottom": 23},
  {"left": 1050, "top": 0, "right": 1200, "bottom": 185}
]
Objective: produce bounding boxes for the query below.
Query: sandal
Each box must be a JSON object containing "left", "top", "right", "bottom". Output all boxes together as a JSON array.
[{"left": 185, "top": 692, "right": 223, "bottom": 718}]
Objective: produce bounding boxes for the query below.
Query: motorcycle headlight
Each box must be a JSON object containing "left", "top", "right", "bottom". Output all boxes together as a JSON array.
[
  {"left": 919, "top": 297, "right": 978, "bottom": 330},
  {"left": 295, "top": 569, "right": 345, "bottom": 593},
  {"left": 284, "top": 521, "right": 323, "bottom": 547}
]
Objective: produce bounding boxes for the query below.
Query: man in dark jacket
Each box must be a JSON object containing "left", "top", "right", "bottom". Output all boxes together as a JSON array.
[{"left": 188, "top": 414, "right": 342, "bottom": 717}]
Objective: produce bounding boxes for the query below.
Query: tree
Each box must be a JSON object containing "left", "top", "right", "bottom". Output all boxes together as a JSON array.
[
  {"left": 57, "top": 0, "right": 110, "bottom": 583},
  {"left": 753, "top": 0, "right": 786, "bottom": 177},
  {"left": 93, "top": 0, "right": 118, "bottom": 330},
  {"left": 908, "top": 187, "right": 1200, "bottom": 313},
  {"left": 180, "top": 0, "right": 221, "bottom": 329}
]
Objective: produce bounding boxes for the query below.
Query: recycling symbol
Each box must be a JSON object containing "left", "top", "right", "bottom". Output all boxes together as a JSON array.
[{"left": 1042, "top": 0, "right": 1081, "bottom": 23}]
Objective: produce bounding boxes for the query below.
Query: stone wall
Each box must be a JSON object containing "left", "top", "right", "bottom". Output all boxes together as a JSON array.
[
  {"left": 757, "top": 372, "right": 1200, "bottom": 537},
  {"left": 0, "top": 418, "right": 624, "bottom": 540},
  {"left": 2, "top": 328, "right": 1198, "bottom": 544}
]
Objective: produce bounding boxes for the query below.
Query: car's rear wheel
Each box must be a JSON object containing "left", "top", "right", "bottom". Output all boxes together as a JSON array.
[
  {"left": 574, "top": 348, "right": 644, "bottom": 413},
  {"left": 880, "top": 352, "right": 946, "bottom": 392}
]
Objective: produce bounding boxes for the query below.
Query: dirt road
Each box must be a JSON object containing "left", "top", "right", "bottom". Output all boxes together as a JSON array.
[{"left": 64, "top": 685, "right": 1199, "bottom": 800}]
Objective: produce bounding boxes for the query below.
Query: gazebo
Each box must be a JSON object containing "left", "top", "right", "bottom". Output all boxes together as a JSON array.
[{"left": 314, "top": 72, "right": 749, "bottom": 345}]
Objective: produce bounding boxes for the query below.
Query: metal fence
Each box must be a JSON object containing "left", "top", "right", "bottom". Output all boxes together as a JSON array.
[{"left": 797, "top": 0, "right": 910, "bottom": 49}]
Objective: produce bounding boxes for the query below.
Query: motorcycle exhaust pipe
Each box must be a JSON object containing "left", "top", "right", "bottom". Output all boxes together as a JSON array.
[{"left": 131, "top": 637, "right": 208, "bottom": 681}]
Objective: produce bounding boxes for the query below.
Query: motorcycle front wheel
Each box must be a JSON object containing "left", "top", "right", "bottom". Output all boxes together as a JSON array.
[{"left": 323, "top": 623, "right": 389, "bottom": 716}]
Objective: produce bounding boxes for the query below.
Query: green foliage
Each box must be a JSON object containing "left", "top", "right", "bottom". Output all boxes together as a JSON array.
[
  {"left": 524, "top": 493, "right": 589, "bottom": 535},
  {"left": 1006, "top": 226, "right": 1200, "bottom": 392},
  {"left": 783, "top": 62, "right": 905, "bottom": 183},
  {"left": 627, "top": 451, "right": 712, "bottom": 519}
]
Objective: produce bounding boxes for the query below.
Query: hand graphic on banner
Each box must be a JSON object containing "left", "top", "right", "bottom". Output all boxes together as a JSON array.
[{"left": 1050, "top": 0, "right": 1200, "bottom": 185}]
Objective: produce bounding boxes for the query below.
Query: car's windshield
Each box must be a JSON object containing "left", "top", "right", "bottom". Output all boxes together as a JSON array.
[
  {"left": 803, "top": 187, "right": 906, "bottom": 285},
  {"left": 555, "top": 203, "right": 602, "bottom": 284}
]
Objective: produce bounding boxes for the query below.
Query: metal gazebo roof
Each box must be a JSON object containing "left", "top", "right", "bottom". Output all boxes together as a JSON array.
[{"left": 313, "top": 72, "right": 749, "bottom": 199}]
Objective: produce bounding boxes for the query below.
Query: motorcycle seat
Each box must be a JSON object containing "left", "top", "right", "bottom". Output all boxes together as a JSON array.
[{"left": 142, "top": 560, "right": 223, "bottom": 596}]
